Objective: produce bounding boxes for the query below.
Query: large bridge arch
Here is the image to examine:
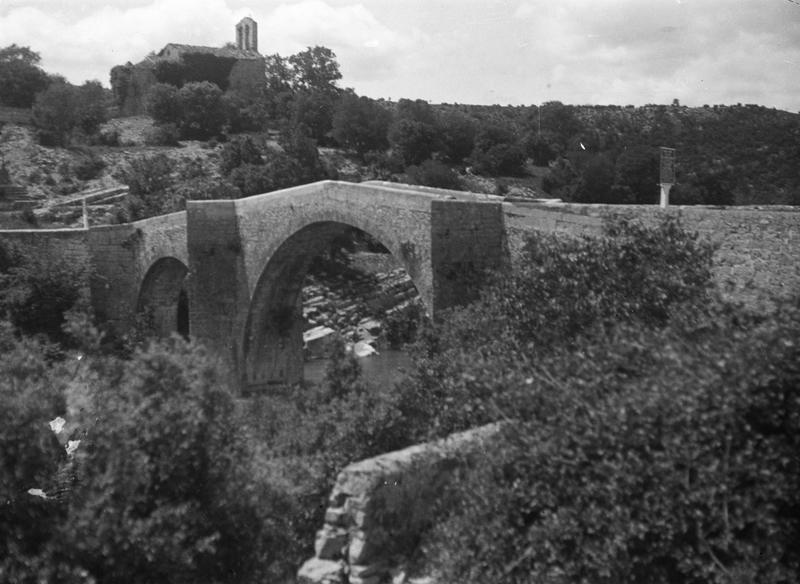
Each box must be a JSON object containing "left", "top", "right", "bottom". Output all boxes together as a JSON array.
[
  {"left": 137, "top": 256, "right": 190, "bottom": 338},
  {"left": 241, "top": 220, "right": 427, "bottom": 390},
  {"left": 187, "top": 181, "right": 506, "bottom": 392}
]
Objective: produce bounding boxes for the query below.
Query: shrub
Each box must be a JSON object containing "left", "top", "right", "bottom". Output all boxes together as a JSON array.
[
  {"left": 72, "top": 151, "right": 105, "bottom": 181},
  {"left": 94, "top": 127, "right": 121, "bottom": 147},
  {"left": 330, "top": 92, "right": 392, "bottom": 156},
  {"left": 425, "top": 300, "right": 800, "bottom": 583},
  {"left": 145, "top": 82, "right": 180, "bottom": 126},
  {"left": 32, "top": 80, "right": 109, "bottom": 146},
  {"left": 0, "top": 326, "right": 68, "bottom": 581},
  {"left": 219, "top": 135, "right": 264, "bottom": 175},
  {"left": 143, "top": 122, "right": 181, "bottom": 146},
  {"left": 385, "top": 302, "right": 424, "bottom": 348},
  {"left": 57, "top": 338, "right": 295, "bottom": 583},
  {"left": 228, "top": 152, "right": 305, "bottom": 197},
  {"left": 176, "top": 81, "right": 226, "bottom": 140},
  {"left": 405, "top": 159, "right": 463, "bottom": 191},
  {"left": 0, "top": 242, "right": 89, "bottom": 345},
  {"left": 398, "top": 216, "right": 717, "bottom": 438},
  {"left": 470, "top": 122, "right": 527, "bottom": 176},
  {"left": 115, "top": 153, "right": 177, "bottom": 219}
]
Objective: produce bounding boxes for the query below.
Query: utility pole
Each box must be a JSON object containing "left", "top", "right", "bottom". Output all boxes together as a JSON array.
[{"left": 537, "top": 104, "right": 541, "bottom": 137}]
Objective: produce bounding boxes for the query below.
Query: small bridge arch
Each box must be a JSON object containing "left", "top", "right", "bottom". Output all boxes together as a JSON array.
[{"left": 137, "top": 256, "right": 190, "bottom": 338}]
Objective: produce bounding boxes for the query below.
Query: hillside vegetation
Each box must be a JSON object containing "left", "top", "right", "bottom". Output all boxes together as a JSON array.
[
  {"left": 1, "top": 43, "right": 799, "bottom": 224},
  {"left": 1, "top": 40, "right": 799, "bottom": 584}
]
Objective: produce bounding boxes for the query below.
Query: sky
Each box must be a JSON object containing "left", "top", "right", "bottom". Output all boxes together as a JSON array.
[{"left": 2, "top": 0, "right": 799, "bottom": 111}]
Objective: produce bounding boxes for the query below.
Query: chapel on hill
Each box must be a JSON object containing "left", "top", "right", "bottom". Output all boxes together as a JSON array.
[{"left": 112, "top": 17, "right": 265, "bottom": 116}]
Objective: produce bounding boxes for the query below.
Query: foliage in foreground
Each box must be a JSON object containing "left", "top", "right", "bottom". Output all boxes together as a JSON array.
[
  {"left": 0, "top": 329, "right": 297, "bottom": 584},
  {"left": 392, "top": 217, "right": 800, "bottom": 583},
  {"left": 2, "top": 215, "right": 798, "bottom": 583},
  {"left": 397, "top": 216, "right": 717, "bottom": 438},
  {"left": 424, "top": 301, "right": 800, "bottom": 583}
]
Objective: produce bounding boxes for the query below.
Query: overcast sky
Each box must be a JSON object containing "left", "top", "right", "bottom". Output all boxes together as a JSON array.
[{"left": 2, "top": 0, "right": 799, "bottom": 111}]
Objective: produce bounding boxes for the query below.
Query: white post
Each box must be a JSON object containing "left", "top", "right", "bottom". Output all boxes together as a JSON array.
[
  {"left": 82, "top": 198, "right": 89, "bottom": 229},
  {"left": 659, "top": 183, "right": 673, "bottom": 208}
]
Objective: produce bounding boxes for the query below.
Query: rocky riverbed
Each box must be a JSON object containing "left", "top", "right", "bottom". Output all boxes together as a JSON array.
[{"left": 301, "top": 256, "right": 422, "bottom": 358}]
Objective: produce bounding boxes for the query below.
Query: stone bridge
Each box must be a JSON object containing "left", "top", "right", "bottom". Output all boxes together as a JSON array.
[
  {"left": 1, "top": 181, "right": 506, "bottom": 392},
  {"left": 1, "top": 180, "right": 798, "bottom": 393}
]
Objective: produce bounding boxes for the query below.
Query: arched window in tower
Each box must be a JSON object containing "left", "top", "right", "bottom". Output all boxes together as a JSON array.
[{"left": 236, "top": 17, "right": 258, "bottom": 52}]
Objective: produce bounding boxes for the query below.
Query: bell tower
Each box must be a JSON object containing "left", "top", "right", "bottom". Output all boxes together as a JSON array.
[{"left": 236, "top": 17, "right": 258, "bottom": 52}]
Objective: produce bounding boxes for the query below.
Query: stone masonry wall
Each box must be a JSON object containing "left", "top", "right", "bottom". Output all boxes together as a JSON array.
[
  {"left": 297, "top": 424, "right": 503, "bottom": 584},
  {"left": 0, "top": 228, "right": 91, "bottom": 277},
  {"left": 430, "top": 198, "right": 506, "bottom": 309},
  {"left": 504, "top": 203, "right": 800, "bottom": 308}
]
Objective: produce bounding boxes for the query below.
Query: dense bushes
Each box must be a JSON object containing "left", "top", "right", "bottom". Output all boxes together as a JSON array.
[
  {"left": 405, "top": 159, "right": 463, "bottom": 190},
  {"left": 0, "top": 44, "right": 50, "bottom": 108},
  {"left": 382, "top": 216, "right": 800, "bottom": 582},
  {"left": 0, "top": 241, "right": 89, "bottom": 345},
  {"left": 0, "top": 327, "right": 69, "bottom": 582},
  {"left": 146, "top": 81, "right": 227, "bottom": 140},
  {"left": 0, "top": 326, "right": 299, "bottom": 583},
  {"left": 57, "top": 339, "right": 293, "bottom": 584},
  {"left": 395, "top": 217, "right": 716, "bottom": 437},
  {"left": 32, "top": 80, "right": 109, "bottom": 146},
  {"left": 2, "top": 213, "right": 797, "bottom": 582},
  {"left": 220, "top": 131, "right": 329, "bottom": 197},
  {"left": 424, "top": 301, "right": 800, "bottom": 583}
]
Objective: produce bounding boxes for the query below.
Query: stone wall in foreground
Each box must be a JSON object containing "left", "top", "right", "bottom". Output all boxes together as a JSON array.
[{"left": 297, "top": 424, "right": 503, "bottom": 584}]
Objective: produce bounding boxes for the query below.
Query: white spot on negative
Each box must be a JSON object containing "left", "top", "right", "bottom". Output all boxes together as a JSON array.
[{"left": 49, "top": 417, "right": 66, "bottom": 434}]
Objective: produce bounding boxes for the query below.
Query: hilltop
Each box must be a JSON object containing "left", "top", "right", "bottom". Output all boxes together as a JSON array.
[{"left": 1, "top": 39, "right": 799, "bottom": 230}]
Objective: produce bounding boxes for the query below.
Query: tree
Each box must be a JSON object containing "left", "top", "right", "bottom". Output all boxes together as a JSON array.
[
  {"left": 31, "top": 81, "right": 77, "bottom": 145},
  {"left": 288, "top": 46, "right": 342, "bottom": 94},
  {"left": 116, "top": 153, "right": 177, "bottom": 219},
  {"left": 614, "top": 145, "right": 659, "bottom": 204},
  {"left": 539, "top": 100, "right": 584, "bottom": 143},
  {"left": 176, "top": 81, "right": 226, "bottom": 140},
  {"left": 405, "top": 159, "right": 463, "bottom": 191},
  {"left": 219, "top": 135, "right": 264, "bottom": 176},
  {"left": 146, "top": 81, "right": 226, "bottom": 140},
  {"left": 280, "top": 125, "right": 327, "bottom": 183},
  {"left": 57, "top": 338, "right": 293, "bottom": 583},
  {"left": 263, "top": 53, "right": 294, "bottom": 121},
  {"left": 290, "top": 89, "right": 337, "bottom": 143},
  {"left": 0, "top": 44, "right": 50, "bottom": 108},
  {"left": 32, "top": 80, "right": 108, "bottom": 145},
  {"left": 389, "top": 119, "right": 440, "bottom": 167},
  {"left": 330, "top": 92, "right": 392, "bottom": 156},
  {"left": 0, "top": 328, "right": 70, "bottom": 581},
  {"left": 75, "top": 81, "right": 108, "bottom": 135},
  {"left": 470, "top": 122, "right": 526, "bottom": 176},
  {"left": 572, "top": 153, "right": 616, "bottom": 203},
  {"left": 438, "top": 110, "right": 477, "bottom": 163},
  {"left": 387, "top": 99, "right": 442, "bottom": 166},
  {"left": 228, "top": 152, "right": 308, "bottom": 197},
  {"left": 145, "top": 82, "right": 180, "bottom": 125},
  {"left": 109, "top": 62, "right": 134, "bottom": 108}
]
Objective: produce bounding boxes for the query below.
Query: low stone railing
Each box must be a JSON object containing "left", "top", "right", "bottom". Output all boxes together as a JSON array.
[{"left": 297, "top": 423, "right": 503, "bottom": 584}]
